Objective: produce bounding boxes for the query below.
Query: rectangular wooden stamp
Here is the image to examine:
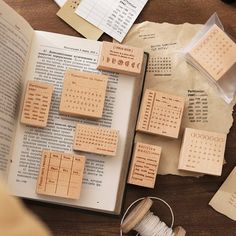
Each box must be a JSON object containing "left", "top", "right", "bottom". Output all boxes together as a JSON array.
[
  {"left": 59, "top": 70, "right": 108, "bottom": 119},
  {"left": 136, "top": 89, "right": 185, "bottom": 138},
  {"left": 127, "top": 142, "right": 161, "bottom": 188},
  {"left": 97, "top": 41, "right": 144, "bottom": 77},
  {"left": 36, "top": 150, "right": 86, "bottom": 199},
  {"left": 21, "top": 81, "right": 53, "bottom": 128},
  {"left": 178, "top": 128, "right": 226, "bottom": 176},
  {"left": 73, "top": 123, "right": 119, "bottom": 156},
  {"left": 188, "top": 24, "right": 236, "bottom": 81}
]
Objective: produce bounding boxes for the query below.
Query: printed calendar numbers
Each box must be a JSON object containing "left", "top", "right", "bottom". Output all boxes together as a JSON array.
[
  {"left": 136, "top": 89, "right": 185, "bottom": 138},
  {"left": 189, "top": 24, "right": 236, "bottom": 81},
  {"left": 127, "top": 142, "right": 161, "bottom": 188},
  {"left": 36, "top": 150, "right": 85, "bottom": 199},
  {"left": 75, "top": 0, "right": 148, "bottom": 43},
  {"left": 147, "top": 56, "right": 172, "bottom": 76},
  {"left": 73, "top": 123, "right": 119, "bottom": 156},
  {"left": 59, "top": 70, "right": 108, "bottom": 119},
  {"left": 97, "top": 41, "right": 144, "bottom": 76},
  {"left": 21, "top": 81, "right": 53, "bottom": 127},
  {"left": 178, "top": 128, "right": 226, "bottom": 176},
  {"left": 187, "top": 90, "right": 208, "bottom": 123}
]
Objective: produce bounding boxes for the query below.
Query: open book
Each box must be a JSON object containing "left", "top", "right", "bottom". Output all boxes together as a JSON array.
[{"left": 0, "top": 0, "right": 148, "bottom": 214}]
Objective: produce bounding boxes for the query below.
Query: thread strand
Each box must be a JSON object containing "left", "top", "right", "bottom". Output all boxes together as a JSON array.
[
  {"left": 120, "top": 197, "right": 175, "bottom": 236},
  {"left": 134, "top": 212, "right": 174, "bottom": 236}
]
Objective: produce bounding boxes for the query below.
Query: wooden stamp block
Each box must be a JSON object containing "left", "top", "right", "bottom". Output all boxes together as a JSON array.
[
  {"left": 127, "top": 142, "right": 161, "bottom": 188},
  {"left": 59, "top": 70, "right": 108, "bottom": 119},
  {"left": 178, "top": 128, "right": 226, "bottom": 176},
  {"left": 21, "top": 81, "right": 53, "bottom": 127},
  {"left": 136, "top": 89, "right": 185, "bottom": 138},
  {"left": 188, "top": 24, "right": 236, "bottom": 81},
  {"left": 73, "top": 123, "right": 119, "bottom": 156},
  {"left": 36, "top": 150, "right": 86, "bottom": 199},
  {"left": 97, "top": 41, "right": 144, "bottom": 77}
]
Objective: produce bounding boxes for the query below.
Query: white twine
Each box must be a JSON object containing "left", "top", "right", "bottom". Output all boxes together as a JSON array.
[
  {"left": 120, "top": 197, "right": 175, "bottom": 236},
  {"left": 134, "top": 212, "right": 174, "bottom": 236}
]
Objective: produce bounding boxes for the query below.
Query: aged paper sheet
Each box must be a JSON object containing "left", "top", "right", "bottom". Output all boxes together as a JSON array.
[
  {"left": 122, "top": 21, "right": 235, "bottom": 176},
  {"left": 54, "top": 0, "right": 66, "bottom": 7},
  {"left": 75, "top": 0, "right": 148, "bottom": 42},
  {"left": 209, "top": 167, "right": 236, "bottom": 220},
  {"left": 57, "top": 0, "right": 103, "bottom": 40}
]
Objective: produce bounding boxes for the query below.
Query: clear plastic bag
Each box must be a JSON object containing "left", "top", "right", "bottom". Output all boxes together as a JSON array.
[{"left": 183, "top": 13, "right": 236, "bottom": 103}]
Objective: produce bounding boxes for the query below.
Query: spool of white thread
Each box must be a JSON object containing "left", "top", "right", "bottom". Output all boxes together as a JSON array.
[{"left": 120, "top": 197, "right": 186, "bottom": 236}]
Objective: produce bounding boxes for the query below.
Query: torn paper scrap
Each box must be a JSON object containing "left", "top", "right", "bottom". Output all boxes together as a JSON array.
[{"left": 209, "top": 167, "right": 236, "bottom": 221}]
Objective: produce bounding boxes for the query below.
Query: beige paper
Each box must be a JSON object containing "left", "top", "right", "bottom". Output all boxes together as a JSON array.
[
  {"left": 75, "top": 0, "right": 148, "bottom": 43},
  {"left": 57, "top": 0, "right": 103, "bottom": 40},
  {"left": 209, "top": 167, "right": 236, "bottom": 220},
  {"left": 122, "top": 21, "right": 235, "bottom": 176}
]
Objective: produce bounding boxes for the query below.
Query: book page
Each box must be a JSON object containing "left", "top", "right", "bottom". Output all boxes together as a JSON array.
[
  {"left": 0, "top": 0, "right": 34, "bottom": 178},
  {"left": 7, "top": 31, "right": 140, "bottom": 213},
  {"left": 122, "top": 21, "right": 235, "bottom": 177},
  {"left": 75, "top": 0, "right": 148, "bottom": 42},
  {"left": 209, "top": 167, "right": 236, "bottom": 220},
  {"left": 54, "top": 0, "right": 66, "bottom": 7}
]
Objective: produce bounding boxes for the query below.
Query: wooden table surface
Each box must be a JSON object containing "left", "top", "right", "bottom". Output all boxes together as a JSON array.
[{"left": 5, "top": 0, "right": 236, "bottom": 235}]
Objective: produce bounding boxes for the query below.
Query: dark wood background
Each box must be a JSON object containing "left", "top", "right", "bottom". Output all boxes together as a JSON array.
[{"left": 5, "top": 0, "right": 236, "bottom": 235}]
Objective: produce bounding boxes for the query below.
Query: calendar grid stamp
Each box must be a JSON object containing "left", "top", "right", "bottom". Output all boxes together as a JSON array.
[
  {"left": 189, "top": 24, "right": 236, "bottom": 81},
  {"left": 59, "top": 70, "right": 108, "bottom": 119},
  {"left": 73, "top": 123, "right": 119, "bottom": 156},
  {"left": 178, "top": 128, "right": 226, "bottom": 176},
  {"left": 21, "top": 81, "right": 53, "bottom": 127},
  {"left": 137, "top": 89, "right": 185, "bottom": 138},
  {"left": 36, "top": 150, "right": 85, "bottom": 199}
]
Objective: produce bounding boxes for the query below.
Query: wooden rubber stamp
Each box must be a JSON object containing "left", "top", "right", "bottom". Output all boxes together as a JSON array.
[
  {"left": 73, "top": 123, "right": 119, "bottom": 156},
  {"left": 136, "top": 89, "right": 185, "bottom": 138},
  {"left": 36, "top": 150, "right": 86, "bottom": 199},
  {"left": 97, "top": 41, "right": 144, "bottom": 77},
  {"left": 188, "top": 24, "right": 236, "bottom": 81},
  {"left": 121, "top": 197, "right": 186, "bottom": 236},
  {"left": 178, "top": 128, "right": 226, "bottom": 176},
  {"left": 21, "top": 81, "right": 53, "bottom": 128},
  {"left": 59, "top": 70, "right": 108, "bottom": 119},
  {"left": 127, "top": 142, "right": 161, "bottom": 188}
]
